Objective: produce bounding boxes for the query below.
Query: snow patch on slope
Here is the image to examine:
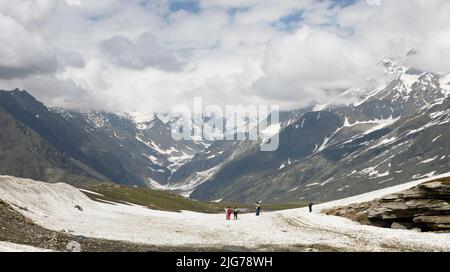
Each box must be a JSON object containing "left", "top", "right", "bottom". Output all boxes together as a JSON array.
[
  {"left": 0, "top": 241, "right": 51, "bottom": 252},
  {"left": 2, "top": 174, "right": 450, "bottom": 251}
]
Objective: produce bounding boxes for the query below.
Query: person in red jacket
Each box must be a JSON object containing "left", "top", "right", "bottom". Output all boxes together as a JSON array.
[{"left": 226, "top": 207, "right": 232, "bottom": 220}]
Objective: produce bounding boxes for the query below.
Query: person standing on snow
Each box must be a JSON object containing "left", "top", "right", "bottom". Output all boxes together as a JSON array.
[
  {"left": 226, "top": 207, "right": 232, "bottom": 221},
  {"left": 255, "top": 202, "right": 261, "bottom": 216},
  {"left": 233, "top": 207, "right": 238, "bottom": 220},
  {"left": 308, "top": 202, "right": 314, "bottom": 213}
]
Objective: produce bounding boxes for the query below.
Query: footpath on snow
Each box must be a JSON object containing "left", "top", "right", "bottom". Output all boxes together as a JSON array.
[{"left": 1, "top": 174, "right": 450, "bottom": 252}]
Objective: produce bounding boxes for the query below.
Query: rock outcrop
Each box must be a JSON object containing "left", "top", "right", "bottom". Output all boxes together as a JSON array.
[{"left": 324, "top": 178, "right": 450, "bottom": 232}]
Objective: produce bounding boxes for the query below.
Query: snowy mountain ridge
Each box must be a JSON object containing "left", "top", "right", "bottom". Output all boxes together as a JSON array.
[
  {"left": 1, "top": 49, "right": 450, "bottom": 202},
  {"left": 188, "top": 51, "right": 450, "bottom": 203}
]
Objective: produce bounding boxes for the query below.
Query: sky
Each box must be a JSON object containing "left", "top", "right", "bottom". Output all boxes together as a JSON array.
[{"left": 1, "top": 0, "right": 450, "bottom": 114}]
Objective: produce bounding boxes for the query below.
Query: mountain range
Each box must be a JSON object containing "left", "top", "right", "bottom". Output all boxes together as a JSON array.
[{"left": 1, "top": 53, "right": 449, "bottom": 203}]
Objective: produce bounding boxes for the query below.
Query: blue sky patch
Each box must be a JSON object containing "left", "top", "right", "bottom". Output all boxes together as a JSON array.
[
  {"left": 272, "top": 11, "right": 304, "bottom": 32},
  {"left": 169, "top": 0, "right": 200, "bottom": 13},
  {"left": 331, "top": 0, "right": 358, "bottom": 8},
  {"left": 227, "top": 7, "right": 251, "bottom": 18}
]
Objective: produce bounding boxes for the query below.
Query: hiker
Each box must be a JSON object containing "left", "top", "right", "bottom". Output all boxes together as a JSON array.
[
  {"left": 226, "top": 206, "right": 232, "bottom": 221},
  {"left": 233, "top": 207, "right": 238, "bottom": 220},
  {"left": 308, "top": 202, "right": 313, "bottom": 213},
  {"left": 255, "top": 202, "right": 261, "bottom": 216}
]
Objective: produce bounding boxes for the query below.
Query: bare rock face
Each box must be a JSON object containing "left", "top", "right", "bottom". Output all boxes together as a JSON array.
[
  {"left": 324, "top": 178, "right": 450, "bottom": 232},
  {"left": 413, "top": 216, "right": 450, "bottom": 231},
  {"left": 413, "top": 215, "right": 450, "bottom": 224},
  {"left": 390, "top": 222, "right": 415, "bottom": 230},
  {"left": 368, "top": 199, "right": 450, "bottom": 220}
]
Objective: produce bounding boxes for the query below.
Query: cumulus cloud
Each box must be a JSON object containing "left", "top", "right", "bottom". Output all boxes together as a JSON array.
[
  {"left": 100, "top": 32, "right": 189, "bottom": 72},
  {"left": 58, "top": 51, "right": 86, "bottom": 68},
  {"left": 2, "top": 0, "right": 450, "bottom": 113},
  {"left": 22, "top": 75, "right": 92, "bottom": 109},
  {"left": 0, "top": 0, "right": 58, "bottom": 26},
  {"left": 253, "top": 26, "right": 377, "bottom": 105},
  {"left": 0, "top": 14, "right": 59, "bottom": 79},
  {"left": 0, "top": 74, "right": 96, "bottom": 110}
]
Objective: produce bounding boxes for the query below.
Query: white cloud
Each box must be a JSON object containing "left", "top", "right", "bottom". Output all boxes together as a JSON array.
[
  {"left": 58, "top": 50, "right": 86, "bottom": 68},
  {"left": 1, "top": 0, "right": 450, "bottom": 114},
  {"left": 253, "top": 26, "right": 377, "bottom": 105},
  {"left": 0, "top": 14, "right": 59, "bottom": 79},
  {"left": 100, "top": 32, "right": 189, "bottom": 71}
]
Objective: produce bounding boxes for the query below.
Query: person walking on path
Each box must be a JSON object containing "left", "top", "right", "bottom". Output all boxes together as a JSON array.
[
  {"left": 308, "top": 202, "right": 314, "bottom": 213},
  {"left": 233, "top": 207, "right": 238, "bottom": 220},
  {"left": 255, "top": 202, "right": 261, "bottom": 216}
]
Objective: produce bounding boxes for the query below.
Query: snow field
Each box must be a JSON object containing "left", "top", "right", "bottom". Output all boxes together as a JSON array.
[{"left": 1, "top": 174, "right": 450, "bottom": 251}]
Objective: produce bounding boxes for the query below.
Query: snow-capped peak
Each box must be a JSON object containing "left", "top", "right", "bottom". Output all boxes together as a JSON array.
[
  {"left": 378, "top": 57, "right": 405, "bottom": 75},
  {"left": 128, "top": 111, "right": 157, "bottom": 124}
]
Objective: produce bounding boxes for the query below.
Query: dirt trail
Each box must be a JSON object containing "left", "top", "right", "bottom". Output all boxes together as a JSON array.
[{"left": 272, "top": 212, "right": 448, "bottom": 252}]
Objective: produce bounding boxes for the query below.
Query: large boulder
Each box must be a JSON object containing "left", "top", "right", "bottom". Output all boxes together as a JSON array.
[
  {"left": 324, "top": 178, "right": 450, "bottom": 232},
  {"left": 368, "top": 199, "right": 450, "bottom": 220},
  {"left": 390, "top": 222, "right": 416, "bottom": 230}
]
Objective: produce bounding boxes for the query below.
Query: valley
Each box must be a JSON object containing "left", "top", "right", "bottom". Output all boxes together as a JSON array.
[{"left": 1, "top": 52, "right": 450, "bottom": 204}]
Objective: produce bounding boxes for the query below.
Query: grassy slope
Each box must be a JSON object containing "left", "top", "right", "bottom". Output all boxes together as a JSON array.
[
  {"left": 81, "top": 184, "right": 307, "bottom": 214},
  {"left": 82, "top": 184, "right": 224, "bottom": 213}
]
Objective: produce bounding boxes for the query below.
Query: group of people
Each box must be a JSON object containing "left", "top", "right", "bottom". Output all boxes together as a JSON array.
[
  {"left": 225, "top": 206, "right": 239, "bottom": 220},
  {"left": 225, "top": 201, "right": 314, "bottom": 221},
  {"left": 225, "top": 201, "right": 263, "bottom": 221}
]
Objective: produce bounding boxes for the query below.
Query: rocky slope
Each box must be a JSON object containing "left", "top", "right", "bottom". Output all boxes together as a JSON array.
[
  {"left": 0, "top": 90, "right": 239, "bottom": 190},
  {"left": 53, "top": 108, "right": 242, "bottom": 193},
  {"left": 324, "top": 177, "right": 450, "bottom": 232},
  {"left": 0, "top": 89, "right": 292, "bottom": 195},
  {"left": 0, "top": 107, "right": 102, "bottom": 186}
]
